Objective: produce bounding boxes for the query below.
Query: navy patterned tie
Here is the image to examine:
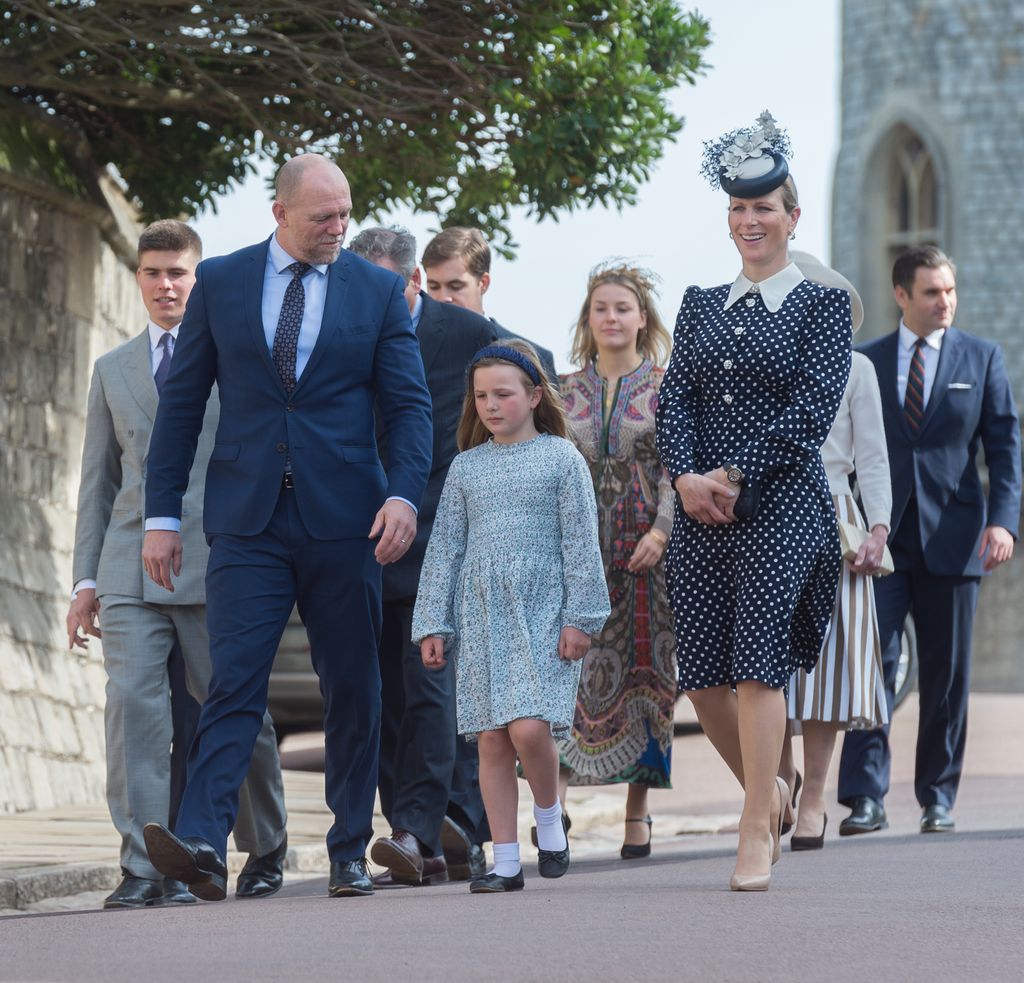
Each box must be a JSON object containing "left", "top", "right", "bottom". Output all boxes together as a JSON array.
[
  {"left": 272, "top": 262, "right": 311, "bottom": 393},
  {"left": 904, "top": 338, "right": 926, "bottom": 430},
  {"left": 154, "top": 332, "right": 173, "bottom": 394}
]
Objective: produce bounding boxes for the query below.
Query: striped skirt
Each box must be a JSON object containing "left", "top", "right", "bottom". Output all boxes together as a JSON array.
[{"left": 788, "top": 494, "right": 888, "bottom": 731}]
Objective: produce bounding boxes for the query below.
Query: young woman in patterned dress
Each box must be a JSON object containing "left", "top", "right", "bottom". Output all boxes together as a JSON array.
[
  {"left": 557, "top": 264, "right": 677, "bottom": 859},
  {"left": 656, "top": 115, "right": 852, "bottom": 890}
]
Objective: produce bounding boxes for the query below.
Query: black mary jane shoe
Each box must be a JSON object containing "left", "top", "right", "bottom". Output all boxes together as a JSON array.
[
  {"left": 469, "top": 869, "right": 525, "bottom": 894},
  {"left": 236, "top": 834, "right": 288, "bottom": 899},
  {"left": 620, "top": 815, "right": 653, "bottom": 860},
  {"left": 328, "top": 858, "right": 374, "bottom": 897},
  {"left": 143, "top": 824, "right": 228, "bottom": 902},
  {"left": 791, "top": 813, "right": 828, "bottom": 851},
  {"left": 537, "top": 815, "right": 571, "bottom": 878}
]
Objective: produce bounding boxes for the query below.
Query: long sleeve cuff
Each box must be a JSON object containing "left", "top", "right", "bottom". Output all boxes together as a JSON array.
[
  {"left": 71, "top": 579, "right": 97, "bottom": 599},
  {"left": 145, "top": 517, "right": 182, "bottom": 532},
  {"left": 385, "top": 495, "right": 418, "bottom": 515}
]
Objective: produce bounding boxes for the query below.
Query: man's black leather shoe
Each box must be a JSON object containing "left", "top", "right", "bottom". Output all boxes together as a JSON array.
[
  {"left": 838, "top": 797, "right": 888, "bottom": 836},
  {"left": 103, "top": 872, "right": 164, "bottom": 909},
  {"left": 440, "top": 816, "right": 487, "bottom": 881},
  {"left": 328, "top": 858, "right": 374, "bottom": 897},
  {"left": 143, "top": 824, "right": 228, "bottom": 901},
  {"left": 920, "top": 804, "right": 955, "bottom": 833},
  {"left": 160, "top": 878, "right": 197, "bottom": 905},
  {"left": 236, "top": 834, "right": 288, "bottom": 898},
  {"left": 469, "top": 869, "right": 525, "bottom": 894}
]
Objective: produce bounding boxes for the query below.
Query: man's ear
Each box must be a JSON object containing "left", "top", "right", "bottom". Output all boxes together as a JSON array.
[
  {"left": 479, "top": 271, "right": 491, "bottom": 296},
  {"left": 271, "top": 200, "right": 288, "bottom": 228},
  {"left": 894, "top": 284, "right": 910, "bottom": 314},
  {"left": 410, "top": 267, "right": 422, "bottom": 291}
]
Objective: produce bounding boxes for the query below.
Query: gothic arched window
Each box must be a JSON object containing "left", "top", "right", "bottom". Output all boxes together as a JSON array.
[{"left": 887, "top": 129, "right": 941, "bottom": 265}]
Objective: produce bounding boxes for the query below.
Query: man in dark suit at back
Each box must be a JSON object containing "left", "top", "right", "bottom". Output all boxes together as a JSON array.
[
  {"left": 140, "top": 154, "right": 433, "bottom": 901},
  {"left": 421, "top": 226, "right": 558, "bottom": 383},
  {"left": 349, "top": 226, "right": 496, "bottom": 886},
  {"left": 839, "top": 245, "right": 1021, "bottom": 836}
]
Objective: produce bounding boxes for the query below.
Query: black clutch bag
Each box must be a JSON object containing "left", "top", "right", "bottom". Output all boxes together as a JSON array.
[{"left": 733, "top": 480, "right": 761, "bottom": 521}]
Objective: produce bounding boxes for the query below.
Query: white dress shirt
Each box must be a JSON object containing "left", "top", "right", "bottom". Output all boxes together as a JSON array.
[
  {"left": 896, "top": 320, "right": 944, "bottom": 407},
  {"left": 724, "top": 262, "right": 805, "bottom": 313}
]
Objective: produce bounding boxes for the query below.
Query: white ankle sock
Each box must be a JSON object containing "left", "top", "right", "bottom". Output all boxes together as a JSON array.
[
  {"left": 533, "top": 800, "right": 567, "bottom": 851},
  {"left": 491, "top": 842, "right": 521, "bottom": 878}
]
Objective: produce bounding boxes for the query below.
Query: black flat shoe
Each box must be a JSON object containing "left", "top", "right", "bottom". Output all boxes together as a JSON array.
[
  {"left": 781, "top": 771, "right": 803, "bottom": 836},
  {"left": 791, "top": 813, "right": 828, "bottom": 851},
  {"left": 469, "top": 869, "right": 525, "bottom": 893},
  {"left": 537, "top": 814, "right": 571, "bottom": 878},
  {"left": 236, "top": 833, "right": 288, "bottom": 898},
  {"left": 103, "top": 872, "right": 164, "bottom": 909},
  {"left": 620, "top": 815, "right": 653, "bottom": 860},
  {"left": 143, "top": 824, "right": 228, "bottom": 902},
  {"left": 328, "top": 858, "right": 374, "bottom": 897},
  {"left": 838, "top": 796, "right": 888, "bottom": 836}
]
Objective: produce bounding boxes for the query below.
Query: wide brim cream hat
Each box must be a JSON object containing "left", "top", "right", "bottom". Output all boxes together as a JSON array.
[
  {"left": 790, "top": 250, "right": 864, "bottom": 334},
  {"left": 701, "top": 110, "right": 792, "bottom": 198}
]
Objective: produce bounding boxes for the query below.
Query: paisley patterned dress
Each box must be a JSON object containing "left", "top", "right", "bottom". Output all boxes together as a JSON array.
[{"left": 557, "top": 362, "right": 677, "bottom": 788}]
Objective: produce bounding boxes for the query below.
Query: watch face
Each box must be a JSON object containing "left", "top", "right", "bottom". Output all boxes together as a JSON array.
[{"left": 727, "top": 466, "right": 743, "bottom": 484}]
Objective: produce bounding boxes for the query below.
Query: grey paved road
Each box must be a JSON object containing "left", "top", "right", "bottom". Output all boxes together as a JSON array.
[{"left": 3, "top": 828, "right": 1021, "bottom": 983}]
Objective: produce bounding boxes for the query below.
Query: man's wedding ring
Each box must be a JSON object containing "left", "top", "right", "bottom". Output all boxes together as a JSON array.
[{"left": 400, "top": 538, "right": 407, "bottom": 544}]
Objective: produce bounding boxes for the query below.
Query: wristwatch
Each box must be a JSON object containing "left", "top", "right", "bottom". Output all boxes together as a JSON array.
[{"left": 725, "top": 464, "right": 745, "bottom": 485}]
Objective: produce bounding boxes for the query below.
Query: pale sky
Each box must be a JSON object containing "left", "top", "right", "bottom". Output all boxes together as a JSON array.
[{"left": 193, "top": 0, "right": 842, "bottom": 372}]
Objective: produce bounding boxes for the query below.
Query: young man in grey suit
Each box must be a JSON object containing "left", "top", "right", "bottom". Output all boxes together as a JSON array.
[
  {"left": 349, "top": 226, "right": 496, "bottom": 886},
  {"left": 66, "top": 221, "right": 288, "bottom": 908}
]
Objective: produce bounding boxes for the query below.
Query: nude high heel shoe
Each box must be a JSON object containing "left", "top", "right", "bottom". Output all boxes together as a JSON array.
[
  {"left": 730, "top": 835, "right": 773, "bottom": 892},
  {"left": 772, "top": 776, "right": 789, "bottom": 866}
]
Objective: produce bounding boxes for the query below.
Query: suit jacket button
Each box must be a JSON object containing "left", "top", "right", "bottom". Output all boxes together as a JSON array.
[
  {"left": 287, "top": 404, "right": 295, "bottom": 412},
  {"left": 276, "top": 442, "right": 287, "bottom": 453},
  {"left": 128, "top": 429, "right": 134, "bottom": 437}
]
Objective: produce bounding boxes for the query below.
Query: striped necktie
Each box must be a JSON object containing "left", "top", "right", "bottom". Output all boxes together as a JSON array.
[{"left": 904, "top": 338, "right": 926, "bottom": 430}]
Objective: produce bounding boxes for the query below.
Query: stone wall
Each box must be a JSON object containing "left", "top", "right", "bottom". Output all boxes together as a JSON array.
[
  {"left": 0, "top": 106, "right": 142, "bottom": 811},
  {"left": 833, "top": 0, "right": 1024, "bottom": 690}
]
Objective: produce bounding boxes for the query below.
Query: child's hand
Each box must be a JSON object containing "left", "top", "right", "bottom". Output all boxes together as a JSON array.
[
  {"left": 421, "top": 635, "right": 447, "bottom": 670},
  {"left": 558, "top": 626, "right": 591, "bottom": 662}
]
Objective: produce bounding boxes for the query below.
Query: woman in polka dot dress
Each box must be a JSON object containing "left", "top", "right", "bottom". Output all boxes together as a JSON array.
[{"left": 655, "top": 113, "right": 852, "bottom": 890}]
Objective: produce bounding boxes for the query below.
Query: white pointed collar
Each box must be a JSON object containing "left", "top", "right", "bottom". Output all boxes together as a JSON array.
[{"left": 724, "top": 262, "right": 805, "bottom": 313}]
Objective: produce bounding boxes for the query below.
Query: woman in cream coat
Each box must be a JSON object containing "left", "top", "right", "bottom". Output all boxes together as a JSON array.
[{"left": 781, "top": 253, "right": 890, "bottom": 850}]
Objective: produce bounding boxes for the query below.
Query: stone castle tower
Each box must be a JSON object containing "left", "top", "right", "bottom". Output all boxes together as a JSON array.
[{"left": 831, "top": 0, "right": 1024, "bottom": 686}]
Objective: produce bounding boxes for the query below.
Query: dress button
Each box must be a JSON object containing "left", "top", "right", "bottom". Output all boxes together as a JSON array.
[
  {"left": 745, "top": 297, "right": 756, "bottom": 308},
  {"left": 734, "top": 326, "right": 745, "bottom": 336},
  {"left": 723, "top": 394, "right": 733, "bottom": 405},
  {"left": 276, "top": 442, "right": 287, "bottom": 453},
  {"left": 723, "top": 359, "right": 733, "bottom": 370}
]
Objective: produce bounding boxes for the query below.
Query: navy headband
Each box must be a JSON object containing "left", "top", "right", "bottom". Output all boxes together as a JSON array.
[{"left": 468, "top": 345, "right": 541, "bottom": 386}]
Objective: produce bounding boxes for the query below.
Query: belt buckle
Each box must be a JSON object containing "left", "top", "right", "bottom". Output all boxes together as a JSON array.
[{"left": 283, "top": 472, "right": 294, "bottom": 489}]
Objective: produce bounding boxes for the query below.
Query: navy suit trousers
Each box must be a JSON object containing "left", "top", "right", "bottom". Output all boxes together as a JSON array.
[
  {"left": 377, "top": 596, "right": 457, "bottom": 855},
  {"left": 839, "top": 501, "right": 979, "bottom": 809},
  {"left": 177, "top": 485, "right": 382, "bottom": 861}
]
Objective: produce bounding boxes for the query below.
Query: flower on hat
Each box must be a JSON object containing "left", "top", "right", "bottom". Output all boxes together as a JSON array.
[{"left": 700, "top": 111, "right": 792, "bottom": 189}]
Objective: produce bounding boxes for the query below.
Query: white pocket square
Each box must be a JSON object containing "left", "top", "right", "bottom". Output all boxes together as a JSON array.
[{"left": 948, "top": 382, "right": 973, "bottom": 389}]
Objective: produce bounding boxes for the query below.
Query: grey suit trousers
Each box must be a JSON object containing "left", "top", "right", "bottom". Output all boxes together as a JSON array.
[{"left": 101, "top": 595, "right": 287, "bottom": 880}]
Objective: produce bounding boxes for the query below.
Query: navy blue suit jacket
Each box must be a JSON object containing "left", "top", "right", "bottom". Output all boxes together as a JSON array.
[
  {"left": 146, "top": 240, "right": 433, "bottom": 540},
  {"left": 379, "top": 293, "right": 495, "bottom": 600},
  {"left": 861, "top": 327, "right": 1021, "bottom": 577}
]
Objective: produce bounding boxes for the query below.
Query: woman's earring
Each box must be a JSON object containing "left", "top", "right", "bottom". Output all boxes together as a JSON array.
[
  {"left": 789, "top": 231, "right": 796, "bottom": 240},
  {"left": 728, "top": 232, "right": 735, "bottom": 239}
]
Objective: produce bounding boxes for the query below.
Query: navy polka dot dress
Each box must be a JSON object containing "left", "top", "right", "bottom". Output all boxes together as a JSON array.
[{"left": 655, "top": 276, "right": 852, "bottom": 691}]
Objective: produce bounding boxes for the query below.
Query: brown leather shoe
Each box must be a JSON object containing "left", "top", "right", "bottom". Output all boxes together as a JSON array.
[
  {"left": 370, "top": 829, "right": 425, "bottom": 883},
  {"left": 372, "top": 854, "right": 449, "bottom": 888}
]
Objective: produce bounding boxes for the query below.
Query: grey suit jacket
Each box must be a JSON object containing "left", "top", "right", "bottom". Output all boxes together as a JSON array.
[{"left": 72, "top": 329, "right": 218, "bottom": 604}]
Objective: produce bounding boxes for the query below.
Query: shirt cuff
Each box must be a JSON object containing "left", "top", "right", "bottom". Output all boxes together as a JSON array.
[
  {"left": 71, "top": 579, "right": 97, "bottom": 599},
  {"left": 385, "top": 496, "right": 417, "bottom": 515},
  {"left": 145, "top": 517, "right": 182, "bottom": 532}
]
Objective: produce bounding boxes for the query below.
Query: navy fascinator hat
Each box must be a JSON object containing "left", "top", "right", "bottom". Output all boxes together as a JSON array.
[{"left": 701, "top": 111, "right": 792, "bottom": 198}]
